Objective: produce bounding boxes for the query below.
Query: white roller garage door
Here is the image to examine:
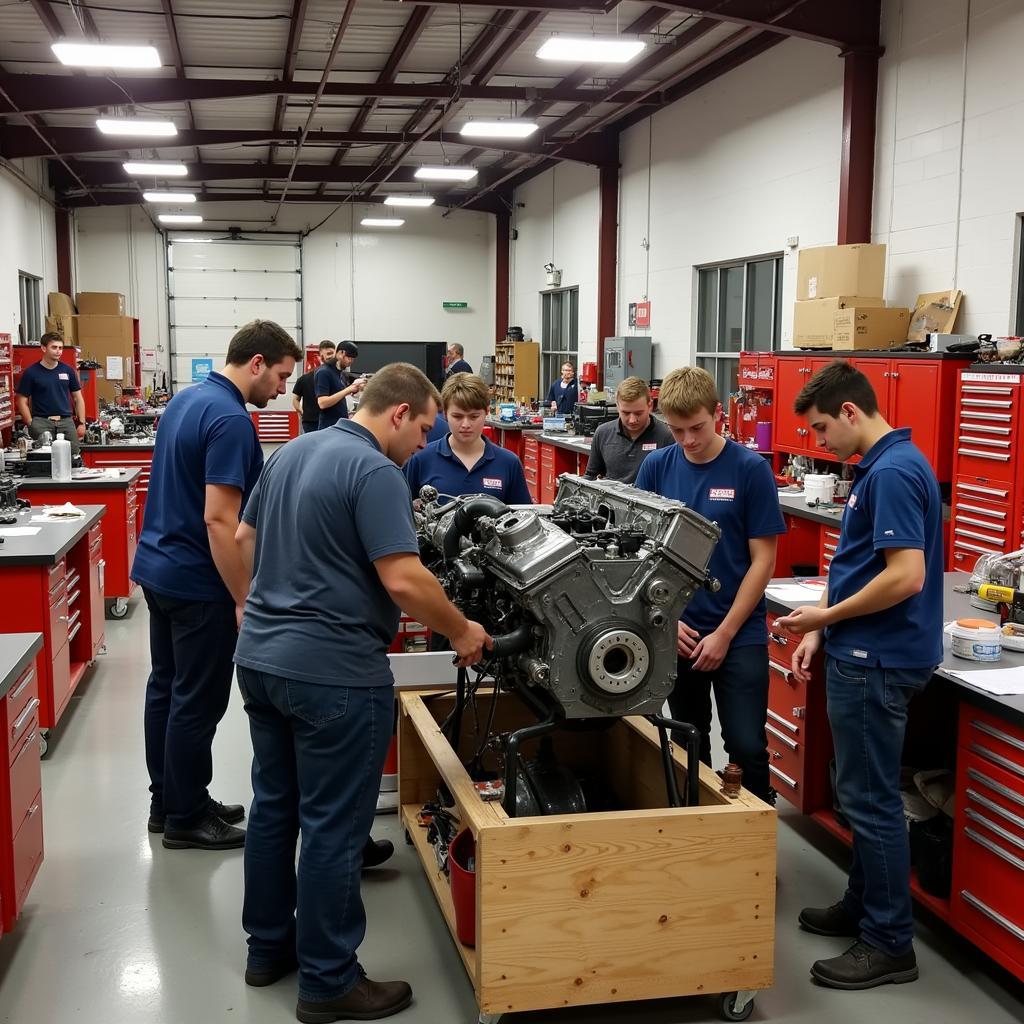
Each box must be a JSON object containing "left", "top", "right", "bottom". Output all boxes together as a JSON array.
[{"left": 167, "top": 234, "right": 302, "bottom": 412}]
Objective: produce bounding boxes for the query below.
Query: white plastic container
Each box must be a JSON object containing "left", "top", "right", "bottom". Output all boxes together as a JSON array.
[
  {"left": 804, "top": 473, "right": 836, "bottom": 505},
  {"left": 51, "top": 433, "right": 72, "bottom": 482},
  {"left": 947, "top": 618, "right": 1002, "bottom": 662}
]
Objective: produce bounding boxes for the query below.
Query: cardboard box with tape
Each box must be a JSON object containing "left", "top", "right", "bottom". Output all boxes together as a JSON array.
[
  {"left": 76, "top": 292, "right": 126, "bottom": 316},
  {"left": 833, "top": 306, "right": 911, "bottom": 350},
  {"left": 77, "top": 314, "right": 134, "bottom": 401},
  {"left": 797, "top": 244, "right": 886, "bottom": 301},
  {"left": 47, "top": 292, "right": 76, "bottom": 317},
  {"left": 794, "top": 296, "right": 885, "bottom": 348},
  {"left": 44, "top": 314, "right": 78, "bottom": 345}
]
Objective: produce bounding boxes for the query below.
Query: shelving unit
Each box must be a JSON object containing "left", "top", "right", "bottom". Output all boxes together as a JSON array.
[
  {"left": 493, "top": 341, "right": 540, "bottom": 404},
  {"left": 0, "top": 333, "right": 13, "bottom": 436}
]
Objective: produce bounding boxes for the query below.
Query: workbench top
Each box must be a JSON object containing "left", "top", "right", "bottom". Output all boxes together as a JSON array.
[
  {"left": 484, "top": 417, "right": 543, "bottom": 432},
  {"left": 0, "top": 505, "right": 106, "bottom": 566},
  {"left": 0, "top": 633, "right": 44, "bottom": 701},
  {"left": 17, "top": 467, "right": 142, "bottom": 490},
  {"left": 80, "top": 441, "right": 156, "bottom": 452},
  {"left": 777, "top": 489, "right": 845, "bottom": 526},
  {"left": 765, "top": 572, "right": 1024, "bottom": 725}
]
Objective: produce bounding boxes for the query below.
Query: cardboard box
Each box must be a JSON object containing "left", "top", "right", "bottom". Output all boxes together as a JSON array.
[
  {"left": 47, "top": 292, "right": 75, "bottom": 316},
  {"left": 44, "top": 314, "right": 78, "bottom": 344},
  {"left": 76, "top": 291, "right": 126, "bottom": 316},
  {"left": 797, "top": 244, "right": 886, "bottom": 301},
  {"left": 833, "top": 306, "right": 911, "bottom": 350},
  {"left": 908, "top": 290, "right": 963, "bottom": 342},
  {"left": 77, "top": 314, "right": 134, "bottom": 401},
  {"left": 794, "top": 296, "right": 885, "bottom": 348}
]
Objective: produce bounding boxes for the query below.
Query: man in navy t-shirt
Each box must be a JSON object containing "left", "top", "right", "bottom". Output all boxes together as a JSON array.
[
  {"left": 131, "top": 320, "right": 301, "bottom": 852},
  {"left": 315, "top": 341, "right": 365, "bottom": 428},
  {"left": 404, "top": 372, "right": 531, "bottom": 507},
  {"left": 779, "top": 360, "right": 942, "bottom": 991},
  {"left": 635, "top": 366, "right": 784, "bottom": 804},
  {"left": 234, "top": 363, "right": 488, "bottom": 1018},
  {"left": 546, "top": 361, "right": 579, "bottom": 415},
  {"left": 292, "top": 340, "right": 335, "bottom": 433},
  {"left": 444, "top": 342, "right": 472, "bottom": 378},
  {"left": 16, "top": 332, "right": 86, "bottom": 456}
]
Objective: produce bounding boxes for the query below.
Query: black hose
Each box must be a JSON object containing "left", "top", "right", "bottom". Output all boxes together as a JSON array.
[
  {"left": 442, "top": 495, "right": 510, "bottom": 564},
  {"left": 490, "top": 623, "right": 533, "bottom": 658}
]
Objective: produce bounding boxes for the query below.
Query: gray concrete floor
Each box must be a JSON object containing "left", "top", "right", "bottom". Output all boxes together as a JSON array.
[{"left": 0, "top": 594, "right": 1022, "bottom": 1024}]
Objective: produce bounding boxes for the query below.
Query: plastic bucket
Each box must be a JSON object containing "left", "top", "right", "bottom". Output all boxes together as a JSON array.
[
  {"left": 448, "top": 829, "right": 476, "bottom": 947},
  {"left": 948, "top": 618, "right": 1001, "bottom": 662}
]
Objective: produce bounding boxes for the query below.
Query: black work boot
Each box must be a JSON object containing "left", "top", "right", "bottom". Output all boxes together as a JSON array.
[
  {"left": 246, "top": 955, "right": 299, "bottom": 987},
  {"left": 162, "top": 811, "right": 245, "bottom": 850},
  {"left": 798, "top": 900, "right": 859, "bottom": 937},
  {"left": 811, "top": 939, "right": 919, "bottom": 989},
  {"left": 296, "top": 976, "right": 412, "bottom": 1022},
  {"left": 362, "top": 837, "right": 394, "bottom": 869},
  {"left": 149, "top": 797, "right": 245, "bottom": 833}
]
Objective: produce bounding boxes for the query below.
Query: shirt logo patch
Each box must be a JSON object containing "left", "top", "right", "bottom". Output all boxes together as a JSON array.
[
  {"left": 708, "top": 487, "right": 735, "bottom": 501},
  {"left": 884, "top": 529, "right": 894, "bottom": 536},
  {"left": 482, "top": 477, "right": 503, "bottom": 488},
  {"left": 641, "top": 442, "right": 657, "bottom": 451},
  {"left": 848, "top": 493, "right": 858, "bottom": 509},
  {"left": 58, "top": 373, "right": 69, "bottom": 380}
]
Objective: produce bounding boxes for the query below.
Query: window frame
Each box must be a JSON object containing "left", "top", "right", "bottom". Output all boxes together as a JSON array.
[
  {"left": 18, "top": 271, "right": 43, "bottom": 345},
  {"left": 540, "top": 286, "right": 580, "bottom": 390}
]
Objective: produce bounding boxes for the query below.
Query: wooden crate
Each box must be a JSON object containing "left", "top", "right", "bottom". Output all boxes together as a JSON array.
[{"left": 399, "top": 690, "right": 776, "bottom": 1017}]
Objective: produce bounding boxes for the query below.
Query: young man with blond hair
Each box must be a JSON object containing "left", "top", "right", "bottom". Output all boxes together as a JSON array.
[
  {"left": 635, "top": 367, "right": 784, "bottom": 803},
  {"left": 404, "top": 372, "right": 531, "bottom": 506},
  {"left": 584, "top": 376, "right": 673, "bottom": 484}
]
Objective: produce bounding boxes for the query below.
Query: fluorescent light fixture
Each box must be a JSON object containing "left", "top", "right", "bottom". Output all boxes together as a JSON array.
[
  {"left": 158, "top": 214, "right": 203, "bottom": 224},
  {"left": 460, "top": 120, "right": 538, "bottom": 139},
  {"left": 383, "top": 195, "right": 435, "bottom": 207},
  {"left": 97, "top": 118, "right": 177, "bottom": 137},
  {"left": 361, "top": 218, "right": 404, "bottom": 228},
  {"left": 414, "top": 166, "right": 478, "bottom": 182},
  {"left": 536, "top": 36, "right": 646, "bottom": 63},
  {"left": 52, "top": 42, "right": 162, "bottom": 69},
  {"left": 123, "top": 161, "right": 188, "bottom": 176},
  {"left": 172, "top": 238, "right": 213, "bottom": 243},
  {"left": 143, "top": 191, "right": 196, "bottom": 203}
]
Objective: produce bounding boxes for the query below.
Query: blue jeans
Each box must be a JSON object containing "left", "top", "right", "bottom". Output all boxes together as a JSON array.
[
  {"left": 671, "top": 644, "right": 771, "bottom": 803},
  {"left": 826, "top": 655, "right": 933, "bottom": 955},
  {"left": 143, "top": 588, "right": 237, "bottom": 827},
  {"left": 237, "top": 667, "right": 392, "bottom": 1001}
]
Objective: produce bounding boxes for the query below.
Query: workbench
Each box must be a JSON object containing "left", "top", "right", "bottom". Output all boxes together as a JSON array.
[
  {"left": 17, "top": 469, "right": 141, "bottom": 618},
  {"left": 765, "top": 572, "right": 1024, "bottom": 982},
  {"left": 0, "top": 505, "right": 106, "bottom": 752},
  {"left": 0, "top": 632, "right": 44, "bottom": 937}
]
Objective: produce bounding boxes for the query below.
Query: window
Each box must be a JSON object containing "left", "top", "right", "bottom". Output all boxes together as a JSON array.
[
  {"left": 540, "top": 287, "right": 579, "bottom": 389},
  {"left": 1016, "top": 215, "right": 1024, "bottom": 334},
  {"left": 18, "top": 272, "right": 43, "bottom": 345},
  {"left": 695, "top": 255, "right": 782, "bottom": 398}
]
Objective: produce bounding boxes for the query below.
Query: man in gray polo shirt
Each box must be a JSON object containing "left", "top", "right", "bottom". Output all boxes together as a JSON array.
[{"left": 585, "top": 376, "right": 673, "bottom": 484}]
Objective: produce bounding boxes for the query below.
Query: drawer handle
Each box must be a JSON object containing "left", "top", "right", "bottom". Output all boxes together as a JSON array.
[
  {"left": 967, "top": 768, "right": 1024, "bottom": 809},
  {"left": 11, "top": 697, "right": 40, "bottom": 737},
  {"left": 768, "top": 659, "right": 793, "bottom": 681},
  {"left": 964, "top": 827, "right": 1024, "bottom": 873},
  {"left": 767, "top": 708, "right": 798, "bottom": 733},
  {"left": 768, "top": 632, "right": 789, "bottom": 646},
  {"left": 955, "top": 526, "right": 1006, "bottom": 545},
  {"left": 956, "top": 503, "right": 1006, "bottom": 520},
  {"left": 768, "top": 765, "right": 798, "bottom": 789},
  {"left": 68, "top": 622, "right": 83, "bottom": 643},
  {"left": 955, "top": 540, "right": 1002, "bottom": 556},
  {"left": 960, "top": 890, "right": 1024, "bottom": 941},
  {"left": 966, "top": 792, "right": 1024, "bottom": 833},
  {"left": 766, "top": 723, "right": 798, "bottom": 750},
  {"left": 824, "top": 542, "right": 838, "bottom": 552},
  {"left": 27, "top": 802, "right": 40, "bottom": 818},
  {"left": 970, "top": 743, "right": 1024, "bottom": 780},
  {"left": 957, "top": 447, "right": 1012, "bottom": 461},
  {"left": 9, "top": 668, "right": 35, "bottom": 703},
  {"left": 14, "top": 730, "right": 37, "bottom": 764},
  {"left": 956, "top": 483, "right": 1009, "bottom": 498},
  {"left": 972, "top": 719, "right": 1024, "bottom": 754},
  {"left": 955, "top": 514, "right": 1007, "bottom": 532}
]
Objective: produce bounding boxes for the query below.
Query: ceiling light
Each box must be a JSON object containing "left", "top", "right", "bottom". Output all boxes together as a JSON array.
[
  {"left": 172, "top": 238, "right": 213, "bottom": 243},
  {"left": 52, "top": 42, "right": 162, "bottom": 69},
  {"left": 414, "top": 166, "right": 478, "bottom": 182},
  {"left": 383, "top": 196, "right": 435, "bottom": 207},
  {"left": 143, "top": 191, "right": 196, "bottom": 203},
  {"left": 158, "top": 214, "right": 203, "bottom": 224},
  {"left": 123, "top": 161, "right": 188, "bottom": 176},
  {"left": 361, "top": 218, "right": 404, "bottom": 228},
  {"left": 536, "top": 36, "right": 646, "bottom": 63},
  {"left": 97, "top": 118, "right": 177, "bottom": 137},
  {"left": 460, "top": 120, "right": 539, "bottom": 139}
]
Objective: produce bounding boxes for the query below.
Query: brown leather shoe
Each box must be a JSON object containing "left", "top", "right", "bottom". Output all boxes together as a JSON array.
[{"left": 296, "top": 976, "right": 412, "bottom": 1022}]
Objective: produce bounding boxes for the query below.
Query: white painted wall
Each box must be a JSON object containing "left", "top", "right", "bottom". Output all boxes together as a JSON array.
[
  {"left": 0, "top": 159, "right": 58, "bottom": 342},
  {"left": 74, "top": 201, "right": 493, "bottom": 383}
]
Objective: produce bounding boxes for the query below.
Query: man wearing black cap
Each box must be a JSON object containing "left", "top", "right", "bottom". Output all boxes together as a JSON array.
[{"left": 315, "top": 341, "right": 365, "bottom": 430}]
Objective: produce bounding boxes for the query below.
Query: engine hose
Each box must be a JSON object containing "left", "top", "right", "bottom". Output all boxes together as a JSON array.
[
  {"left": 442, "top": 495, "right": 510, "bottom": 565},
  {"left": 490, "top": 623, "right": 533, "bottom": 658}
]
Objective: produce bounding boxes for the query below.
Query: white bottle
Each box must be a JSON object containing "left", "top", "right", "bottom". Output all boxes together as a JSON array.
[{"left": 52, "top": 433, "right": 72, "bottom": 482}]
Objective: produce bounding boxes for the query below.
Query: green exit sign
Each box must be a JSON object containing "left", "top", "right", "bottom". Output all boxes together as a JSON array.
[{"left": 442, "top": 301, "right": 468, "bottom": 309}]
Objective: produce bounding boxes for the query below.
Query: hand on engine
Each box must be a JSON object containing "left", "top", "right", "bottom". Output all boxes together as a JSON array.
[{"left": 451, "top": 619, "right": 492, "bottom": 667}]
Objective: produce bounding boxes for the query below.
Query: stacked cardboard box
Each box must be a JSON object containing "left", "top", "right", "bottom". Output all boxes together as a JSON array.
[{"left": 793, "top": 244, "right": 911, "bottom": 350}]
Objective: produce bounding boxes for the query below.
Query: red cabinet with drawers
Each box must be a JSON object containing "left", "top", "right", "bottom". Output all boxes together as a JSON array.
[
  {"left": 522, "top": 435, "right": 539, "bottom": 503},
  {"left": 81, "top": 443, "right": 154, "bottom": 527}
]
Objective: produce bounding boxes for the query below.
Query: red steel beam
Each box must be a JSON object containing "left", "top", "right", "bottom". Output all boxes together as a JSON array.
[
  {"left": 837, "top": 49, "right": 879, "bottom": 245},
  {"left": 495, "top": 210, "right": 510, "bottom": 344},
  {"left": 55, "top": 206, "right": 72, "bottom": 294},
  {"left": 597, "top": 161, "right": 617, "bottom": 386}
]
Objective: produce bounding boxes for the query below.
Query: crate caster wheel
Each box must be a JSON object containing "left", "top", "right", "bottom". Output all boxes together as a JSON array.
[
  {"left": 404, "top": 829, "right": 413, "bottom": 846},
  {"left": 720, "top": 990, "right": 755, "bottom": 1021},
  {"left": 478, "top": 1014, "right": 503, "bottom": 1024},
  {"left": 39, "top": 730, "right": 50, "bottom": 758},
  {"left": 108, "top": 597, "right": 129, "bottom": 619}
]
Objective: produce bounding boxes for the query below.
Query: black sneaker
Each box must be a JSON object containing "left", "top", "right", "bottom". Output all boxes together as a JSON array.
[
  {"left": 149, "top": 798, "right": 245, "bottom": 834},
  {"left": 811, "top": 940, "right": 918, "bottom": 989},
  {"left": 798, "top": 900, "right": 859, "bottom": 937},
  {"left": 162, "top": 811, "right": 246, "bottom": 850},
  {"left": 363, "top": 837, "right": 394, "bottom": 869},
  {"left": 245, "top": 955, "right": 299, "bottom": 988}
]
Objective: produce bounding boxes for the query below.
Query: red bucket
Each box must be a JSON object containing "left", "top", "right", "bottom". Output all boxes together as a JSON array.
[{"left": 448, "top": 828, "right": 476, "bottom": 947}]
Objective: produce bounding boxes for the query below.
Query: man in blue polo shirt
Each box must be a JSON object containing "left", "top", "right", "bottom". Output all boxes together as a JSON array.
[
  {"left": 16, "top": 332, "right": 86, "bottom": 456},
  {"left": 779, "top": 360, "right": 942, "bottom": 991},
  {"left": 635, "top": 366, "right": 784, "bottom": 804},
  {"left": 547, "top": 361, "right": 579, "bottom": 415},
  {"left": 132, "top": 320, "right": 301, "bottom": 852},
  {"left": 315, "top": 341, "right": 365, "bottom": 429},
  {"left": 404, "top": 372, "right": 531, "bottom": 506},
  {"left": 444, "top": 342, "right": 472, "bottom": 378}
]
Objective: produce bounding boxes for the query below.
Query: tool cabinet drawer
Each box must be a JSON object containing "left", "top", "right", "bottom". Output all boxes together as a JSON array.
[
  {"left": 9, "top": 713, "right": 41, "bottom": 835},
  {"left": 11, "top": 791, "right": 43, "bottom": 916},
  {"left": 5, "top": 661, "right": 37, "bottom": 738}
]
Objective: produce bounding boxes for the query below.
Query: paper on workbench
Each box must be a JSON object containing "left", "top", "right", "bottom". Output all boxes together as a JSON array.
[
  {"left": 0, "top": 527, "right": 41, "bottom": 536},
  {"left": 766, "top": 582, "right": 827, "bottom": 602},
  {"left": 944, "top": 666, "right": 1024, "bottom": 695},
  {"left": 31, "top": 502, "right": 86, "bottom": 521}
]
